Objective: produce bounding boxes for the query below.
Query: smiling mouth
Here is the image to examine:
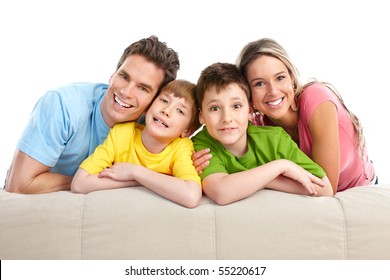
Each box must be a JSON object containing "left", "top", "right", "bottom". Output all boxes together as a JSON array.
[
  {"left": 153, "top": 117, "right": 168, "bottom": 128},
  {"left": 219, "top": 127, "right": 236, "bottom": 132},
  {"left": 114, "top": 95, "right": 132, "bottom": 108},
  {"left": 266, "top": 97, "right": 284, "bottom": 106}
]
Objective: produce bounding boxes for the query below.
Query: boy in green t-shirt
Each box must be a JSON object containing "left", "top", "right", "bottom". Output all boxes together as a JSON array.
[{"left": 191, "top": 63, "right": 333, "bottom": 205}]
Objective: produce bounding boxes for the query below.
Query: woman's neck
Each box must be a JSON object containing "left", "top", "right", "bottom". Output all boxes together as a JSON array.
[{"left": 267, "top": 110, "right": 299, "bottom": 142}]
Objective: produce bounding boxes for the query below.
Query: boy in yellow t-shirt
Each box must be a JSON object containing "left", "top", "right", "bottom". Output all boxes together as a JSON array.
[{"left": 71, "top": 80, "right": 202, "bottom": 208}]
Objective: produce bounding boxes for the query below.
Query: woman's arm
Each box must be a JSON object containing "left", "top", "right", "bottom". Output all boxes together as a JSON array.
[
  {"left": 202, "top": 159, "right": 331, "bottom": 206},
  {"left": 308, "top": 101, "right": 340, "bottom": 194}
]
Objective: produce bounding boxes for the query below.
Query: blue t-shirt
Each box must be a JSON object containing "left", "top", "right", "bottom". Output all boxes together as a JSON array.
[{"left": 17, "top": 83, "right": 110, "bottom": 176}]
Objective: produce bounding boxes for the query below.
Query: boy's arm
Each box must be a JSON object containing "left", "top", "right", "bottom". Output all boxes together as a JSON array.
[
  {"left": 266, "top": 175, "right": 332, "bottom": 196},
  {"left": 203, "top": 159, "right": 331, "bottom": 206},
  {"left": 71, "top": 168, "right": 139, "bottom": 194},
  {"left": 99, "top": 163, "right": 202, "bottom": 208}
]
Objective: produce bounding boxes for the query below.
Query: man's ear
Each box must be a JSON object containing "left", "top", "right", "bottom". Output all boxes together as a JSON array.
[{"left": 109, "top": 72, "right": 115, "bottom": 84}]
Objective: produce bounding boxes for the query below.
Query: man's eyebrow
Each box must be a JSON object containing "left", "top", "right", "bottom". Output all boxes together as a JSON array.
[
  {"left": 139, "top": 82, "right": 154, "bottom": 92},
  {"left": 119, "top": 69, "right": 154, "bottom": 92}
]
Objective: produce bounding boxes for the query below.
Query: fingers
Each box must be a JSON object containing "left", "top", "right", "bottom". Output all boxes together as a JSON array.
[
  {"left": 192, "top": 149, "right": 212, "bottom": 175},
  {"left": 298, "top": 178, "right": 316, "bottom": 196},
  {"left": 98, "top": 168, "right": 112, "bottom": 179},
  {"left": 308, "top": 173, "right": 326, "bottom": 187}
]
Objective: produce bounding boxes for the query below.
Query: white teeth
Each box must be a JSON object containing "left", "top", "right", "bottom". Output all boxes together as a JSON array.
[
  {"left": 267, "top": 98, "right": 283, "bottom": 106},
  {"left": 115, "top": 96, "right": 131, "bottom": 108},
  {"left": 154, "top": 118, "right": 168, "bottom": 127}
]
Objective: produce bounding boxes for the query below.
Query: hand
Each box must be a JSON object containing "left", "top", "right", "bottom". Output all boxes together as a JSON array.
[
  {"left": 281, "top": 161, "right": 325, "bottom": 195},
  {"left": 98, "top": 162, "right": 137, "bottom": 182},
  {"left": 192, "top": 148, "right": 212, "bottom": 175}
]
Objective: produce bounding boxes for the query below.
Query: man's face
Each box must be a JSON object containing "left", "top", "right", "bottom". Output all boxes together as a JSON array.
[{"left": 101, "top": 54, "right": 165, "bottom": 128}]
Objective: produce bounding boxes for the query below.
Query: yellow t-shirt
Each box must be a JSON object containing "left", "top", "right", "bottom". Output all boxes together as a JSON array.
[{"left": 80, "top": 122, "right": 201, "bottom": 185}]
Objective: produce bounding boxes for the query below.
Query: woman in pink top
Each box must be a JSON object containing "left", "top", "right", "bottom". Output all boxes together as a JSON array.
[{"left": 235, "top": 38, "right": 375, "bottom": 193}]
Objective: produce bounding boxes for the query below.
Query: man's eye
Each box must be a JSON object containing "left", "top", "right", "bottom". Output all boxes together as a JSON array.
[
  {"left": 139, "top": 86, "right": 149, "bottom": 93},
  {"left": 119, "top": 73, "right": 129, "bottom": 81}
]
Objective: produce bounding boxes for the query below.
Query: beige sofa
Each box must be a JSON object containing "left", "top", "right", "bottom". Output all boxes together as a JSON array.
[{"left": 1, "top": 185, "right": 390, "bottom": 260}]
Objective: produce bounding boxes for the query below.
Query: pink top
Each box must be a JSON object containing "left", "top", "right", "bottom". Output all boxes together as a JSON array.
[
  {"left": 299, "top": 83, "right": 374, "bottom": 191},
  {"left": 253, "top": 83, "right": 374, "bottom": 191}
]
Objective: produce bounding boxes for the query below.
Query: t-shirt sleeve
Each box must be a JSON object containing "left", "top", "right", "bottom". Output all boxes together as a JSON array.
[
  {"left": 192, "top": 130, "right": 229, "bottom": 180},
  {"left": 276, "top": 129, "right": 326, "bottom": 178},
  {"left": 79, "top": 126, "right": 117, "bottom": 174},
  {"left": 300, "top": 83, "right": 339, "bottom": 125},
  {"left": 171, "top": 138, "right": 201, "bottom": 185},
  {"left": 17, "top": 91, "right": 71, "bottom": 167}
]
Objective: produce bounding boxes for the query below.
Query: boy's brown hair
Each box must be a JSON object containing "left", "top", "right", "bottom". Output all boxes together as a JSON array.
[{"left": 196, "top": 62, "right": 251, "bottom": 108}]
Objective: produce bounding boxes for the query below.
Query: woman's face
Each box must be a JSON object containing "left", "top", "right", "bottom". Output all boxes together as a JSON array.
[{"left": 245, "top": 55, "right": 295, "bottom": 121}]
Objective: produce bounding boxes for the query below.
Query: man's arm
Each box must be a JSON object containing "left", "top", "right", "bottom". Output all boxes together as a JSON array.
[{"left": 5, "top": 149, "right": 72, "bottom": 194}]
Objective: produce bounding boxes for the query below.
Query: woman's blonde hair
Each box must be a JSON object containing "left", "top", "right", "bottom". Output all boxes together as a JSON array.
[{"left": 236, "top": 38, "right": 365, "bottom": 153}]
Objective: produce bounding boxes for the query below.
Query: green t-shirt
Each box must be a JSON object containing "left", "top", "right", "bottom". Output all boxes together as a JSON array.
[{"left": 192, "top": 122, "right": 325, "bottom": 180}]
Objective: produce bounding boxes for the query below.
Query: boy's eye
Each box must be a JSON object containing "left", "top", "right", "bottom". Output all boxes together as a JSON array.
[
  {"left": 177, "top": 108, "right": 185, "bottom": 115},
  {"left": 160, "top": 98, "right": 168, "bottom": 103},
  {"left": 210, "top": 106, "right": 220, "bottom": 111},
  {"left": 233, "top": 103, "right": 243, "bottom": 109}
]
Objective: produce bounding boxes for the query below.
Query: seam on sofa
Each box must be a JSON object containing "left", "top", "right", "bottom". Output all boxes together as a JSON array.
[
  {"left": 78, "top": 194, "right": 86, "bottom": 260},
  {"left": 334, "top": 196, "right": 348, "bottom": 259},
  {"left": 212, "top": 203, "right": 217, "bottom": 259}
]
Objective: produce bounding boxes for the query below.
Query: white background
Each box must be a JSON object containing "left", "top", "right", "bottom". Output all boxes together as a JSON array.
[{"left": 1, "top": 0, "right": 389, "bottom": 186}]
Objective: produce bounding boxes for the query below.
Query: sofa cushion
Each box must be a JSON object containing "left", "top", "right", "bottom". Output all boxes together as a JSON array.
[{"left": 1, "top": 185, "right": 389, "bottom": 259}]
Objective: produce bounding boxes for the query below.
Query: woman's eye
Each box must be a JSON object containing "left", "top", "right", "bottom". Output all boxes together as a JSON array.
[{"left": 254, "top": 81, "right": 264, "bottom": 87}]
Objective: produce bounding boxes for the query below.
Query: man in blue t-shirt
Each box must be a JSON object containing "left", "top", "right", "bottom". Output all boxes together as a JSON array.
[{"left": 5, "top": 36, "right": 180, "bottom": 194}]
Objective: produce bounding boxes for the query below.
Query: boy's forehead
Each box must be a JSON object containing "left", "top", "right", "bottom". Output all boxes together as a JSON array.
[
  {"left": 204, "top": 84, "right": 248, "bottom": 101},
  {"left": 160, "top": 91, "right": 192, "bottom": 106}
]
